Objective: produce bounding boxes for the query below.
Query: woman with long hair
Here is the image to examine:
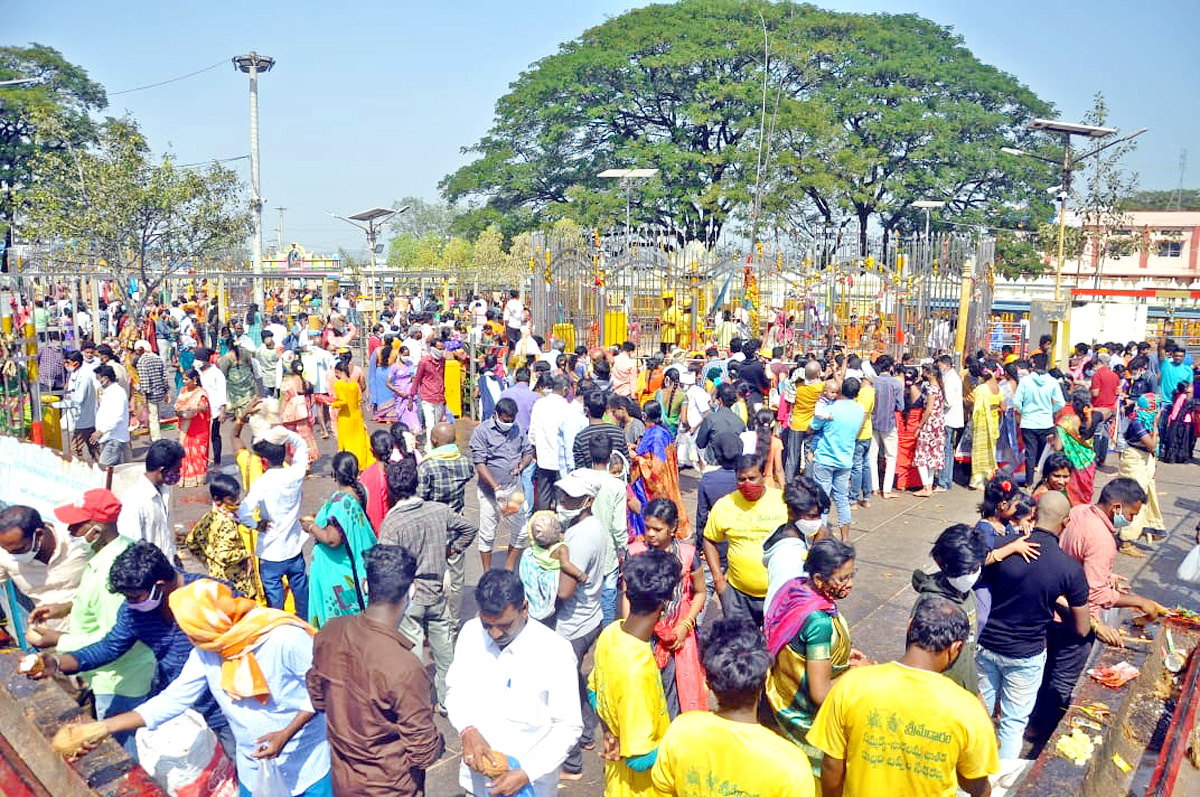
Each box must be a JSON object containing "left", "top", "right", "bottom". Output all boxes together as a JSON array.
[
  {"left": 173, "top": 368, "right": 211, "bottom": 487},
  {"left": 244, "top": 303, "right": 263, "bottom": 347},
  {"left": 301, "top": 452, "right": 378, "bottom": 628},
  {"left": 360, "top": 430, "right": 393, "bottom": 532},
  {"left": 367, "top": 336, "right": 394, "bottom": 415},
  {"left": 330, "top": 361, "right": 372, "bottom": 470},
  {"left": 279, "top": 357, "right": 320, "bottom": 466},
  {"left": 742, "top": 407, "right": 785, "bottom": 489},
  {"left": 654, "top": 368, "right": 687, "bottom": 437},
  {"left": 969, "top": 361, "right": 1004, "bottom": 489},
  {"left": 1032, "top": 452, "right": 1073, "bottom": 502},
  {"left": 1161, "top": 379, "right": 1195, "bottom": 463},
  {"left": 625, "top": 498, "right": 707, "bottom": 717},
  {"left": 1055, "top": 386, "right": 1100, "bottom": 505},
  {"left": 997, "top": 361, "right": 1022, "bottom": 475},
  {"left": 381, "top": 345, "right": 419, "bottom": 429},
  {"left": 912, "top": 362, "right": 947, "bottom": 496},
  {"left": 764, "top": 538, "right": 862, "bottom": 775},
  {"left": 894, "top": 366, "right": 925, "bottom": 491},
  {"left": 633, "top": 400, "right": 690, "bottom": 538}
]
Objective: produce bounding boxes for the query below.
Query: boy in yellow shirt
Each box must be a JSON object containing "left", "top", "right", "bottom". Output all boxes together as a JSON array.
[
  {"left": 807, "top": 595, "right": 998, "bottom": 797},
  {"left": 589, "top": 549, "right": 676, "bottom": 796},
  {"left": 651, "top": 617, "right": 816, "bottom": 796}
]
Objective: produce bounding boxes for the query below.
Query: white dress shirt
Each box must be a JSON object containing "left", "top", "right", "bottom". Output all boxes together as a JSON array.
[
  {"left": 445, "top": 617, "right": 582, "bottom": 796},
  {"left": 941, "top": 367, "right": 964, "bottom": 428},
  {"left": 95, "top": 383, "right": 130, "bottom": 443},
  {"left": 199, "top": 364, "right": 227, "bottom": 414},
  {"left": 117, "top": 474, "right": 175, "bottom": 560},
  {"left": 238, "top": 430, "right": 310, "bottom": 562},
  {"left": 528, "top": 392, "right": 571, "bottom": 470}
]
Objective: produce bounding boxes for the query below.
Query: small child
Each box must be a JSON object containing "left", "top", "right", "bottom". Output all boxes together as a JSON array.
[
  {"left": 813, "top": 378, "right": 839, "bottom": 421},
  {"left": 185, "top": 473, "right": 262, "bottom": 602},
  {"left": 1010, "top": 493, "right": 1037, "bottom": 535},
  {"left": 518, "top": 511, "right": 587, "bottom": 621}
]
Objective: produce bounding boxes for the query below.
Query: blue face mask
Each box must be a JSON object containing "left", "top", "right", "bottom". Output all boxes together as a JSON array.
[{"left": 1111, "top": 507, "right": 1131, "bottom": 529}]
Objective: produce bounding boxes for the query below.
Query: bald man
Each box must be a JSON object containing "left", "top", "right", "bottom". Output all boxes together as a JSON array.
[
  {"left": 977, "top": 489, "right": 1091, "bottom": 766},
  {"left": 417, "top": 421, "right": 474, "bottom": 629}
]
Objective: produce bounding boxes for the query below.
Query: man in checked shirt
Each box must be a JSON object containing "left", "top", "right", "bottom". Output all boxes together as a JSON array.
[{"left": 418, "top": 422, "right": 475, "bottom": 630}]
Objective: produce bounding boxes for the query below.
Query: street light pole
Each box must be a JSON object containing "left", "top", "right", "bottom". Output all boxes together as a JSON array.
[
  {"left": 233, "top": 52, "right": 275, "bottom": 307},
  {"left": 598, "top": 168, "right": 658, "bottom": 348}
]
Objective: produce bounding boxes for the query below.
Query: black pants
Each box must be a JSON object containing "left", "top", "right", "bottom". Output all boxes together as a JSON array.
[
  {"left": 1021, "top": 427, "right": 1052, "bottom": 485},
  {"left": 211, "top": 416, "right": 223, "bottom": 464},
  {"left": 1028, "top": 622, "right": 1094, "bottom": 747},
  {"left": 506, "top": 326, "right": 521, "bottom": 349},
  {"left": 719, "top": 584, "right": 765, "bottom": 628},
  {"left": 533, "top": 466, "right": 559, "bottom": 511},
  {"left": 562, "top": 624, "right": 602, "bottom": 774}
]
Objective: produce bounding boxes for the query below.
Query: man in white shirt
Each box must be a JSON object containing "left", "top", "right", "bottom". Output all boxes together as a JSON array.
[
  {"left": 0, "top": 505, "right": 90, "bottom": 634},
  {"left": 502, "top": 290, "right": 524, "bottom": 349},
  {"left": 446, "top": 569, "right": 581, "bottom": 797},
  {"left": 60, "top": 350, "right": 99, "bottom": 462},
  {"left": 937, "top": 354, "right": 964, "bottom": 492},
  {"left": 238, "top": 426, "right": 310, "bottom": 619},
  {"left": 195, "top": 348, "right": 228, "bottom": 464},
  {"left": 468, "top": 295, "right": 488, "bottom": 330},
  {"left": 682, "top": 369, "right": 711, "bottom": 468},
  {"left": 92, "top": 365, "right": 130, "bottom": 467},
  {"left": 527, "top": 374, "right": 572, "bottom": 510},
  {"left": 117, "top": 439, "right": 184, "bottom": 561}
]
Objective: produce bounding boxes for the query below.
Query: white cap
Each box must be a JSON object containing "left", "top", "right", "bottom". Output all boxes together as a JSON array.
[{"left": 555, "top": 473, "right": 599, "bottom": 498}]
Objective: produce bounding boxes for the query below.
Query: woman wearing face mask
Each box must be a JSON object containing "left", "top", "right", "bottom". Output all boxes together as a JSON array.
[
  {"left": 185, "top": 474, "right": 263, "bottom": 604},
  {"left": 382, "top": 344, "right": 420, "bottom": 430},
  {"left": 624, "top": 498, "right": 707, "bottom": 717},
  {"left": 763, "top": 475, "right": 831, "bottom": 615},
  {"left": 910, "top": 524, "right": 989, "bottom": 694},
  {"left": 763, "top": 538, "right": 863, "bottom": 775},
  {"left": 1115, "top": 393, "right": 1166, "bottom": 556}
]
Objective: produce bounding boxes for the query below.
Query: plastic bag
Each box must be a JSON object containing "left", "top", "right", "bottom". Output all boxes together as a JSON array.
[
  {"left": 253, "top": 757, "right": 289, "bottom": 797},
  {"left": 135, "top": 709, "right": 237, "bottom": 797},
  {"left": 1178, "top": 544, "right": 1200, "bottom": 583}
]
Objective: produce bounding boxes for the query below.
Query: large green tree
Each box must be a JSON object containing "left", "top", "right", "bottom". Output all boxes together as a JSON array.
[
  {"left": 21, "top": 116, "right": 251, "bottom": 313},
  {"left": 0, "top": 43, "right": 107, "bottom": 269},
  {"left": 443, "top": 1, "right": 1057, "bottom": 252}
]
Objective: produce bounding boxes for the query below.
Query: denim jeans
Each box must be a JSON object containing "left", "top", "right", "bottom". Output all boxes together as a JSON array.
[
  {"left": 601, "top": 568, "right": 620, "bottom": 627},
  {"left": 937, "top": 427, "right": 961, "bottom": 490},
  {"left": 399, "top": 597, "right": 455, "bottom": 706},
  {"left": 811, "top": 460, "right": 851, "bottom": 529},
  {"left": 259, "top": 553, "right": 309, "bottom": 620},
  {"left": 95, "top": 691, "right": 148, "bottom": 755},
  {"left": 849, "top": 438, "right": 873, "bottom": 501},
  {"left": 977, "top": 645, "right": 1047, "bottom": 759}
]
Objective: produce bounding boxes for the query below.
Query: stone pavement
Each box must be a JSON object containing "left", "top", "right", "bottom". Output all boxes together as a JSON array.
[{"left": 155, "top": 420, "right": 1199, "bottom": 797}]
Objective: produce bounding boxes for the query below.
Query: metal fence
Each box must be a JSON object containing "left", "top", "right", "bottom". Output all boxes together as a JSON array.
[{"left": 528, "top": 224, "right": 998, "bottom": 359}]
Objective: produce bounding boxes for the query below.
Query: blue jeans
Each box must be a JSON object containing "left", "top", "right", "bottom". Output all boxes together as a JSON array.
[
  {"left": 811, "top": 460, "right": 851, "bottom": 529},
  {"left": 602, "top": 568, "right": 620, "bottom": 627},
  {"left": 259, "top": 553, "right": 309, "bottom": 620},
  {"left": 977, "top": 646, "right": 1047, "bottom": 759},
  {"left": 849, "top": 438, "right": 873, "bottom": 501},
  {"left": 937, "top": 428, "right": 960, "bottom": 489},
  {"left": 95, "top": 691, "right": 147, "bottom": 755}
]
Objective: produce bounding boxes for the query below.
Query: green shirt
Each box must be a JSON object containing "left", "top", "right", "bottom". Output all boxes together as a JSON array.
[{"left": 57, "top": 536, "right": 156, "bottom": 697}]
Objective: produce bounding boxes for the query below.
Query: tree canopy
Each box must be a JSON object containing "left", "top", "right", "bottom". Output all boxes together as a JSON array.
[
  {"left": 21, "top": 116, "right": 251, "bottom": 313},
  {"left": 1121, "top": 188, "right": 1200, "bottom": 212},
  {"left": 442, "top": 0, "right": 1057, "bottom": 251}
]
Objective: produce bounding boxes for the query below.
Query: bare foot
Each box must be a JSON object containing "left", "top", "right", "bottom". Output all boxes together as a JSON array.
[
  {"left": 933, "top": 487, "right": 947, "bottom": 494},
  {"left": 914, "top": 488, "right": 933, "bottom": 497},
  {"left": 881, "top": 492, "right": 897, "bottom": 500}
]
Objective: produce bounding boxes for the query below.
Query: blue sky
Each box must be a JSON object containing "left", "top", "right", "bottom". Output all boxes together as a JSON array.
[{"left": 10, "top": 0, "right": 1198, "bottom": 254}]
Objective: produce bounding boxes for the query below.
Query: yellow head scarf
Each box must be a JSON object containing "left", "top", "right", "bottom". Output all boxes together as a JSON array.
[{"left": 169, "top": 579, "right": 315, "bottom": 703}]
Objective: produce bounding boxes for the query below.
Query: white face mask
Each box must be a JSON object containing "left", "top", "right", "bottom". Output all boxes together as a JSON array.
[
  {"left": 494, "top": 419, "right": 514, "bottom": 432},
  {"left": 9, "top": 529, "right": 43, "bottom": 564},
  {"left": 557, "top": 505, "right": 586, "bottom": 525},
  {"left": 796, "top": 518, "right": 823, "bottom": 537},
  {"left": 946, "top": 568, "right": 981, "bottom": 594},
  {"left": 67, "top": 532, "right": 96, "bottom": 555}
]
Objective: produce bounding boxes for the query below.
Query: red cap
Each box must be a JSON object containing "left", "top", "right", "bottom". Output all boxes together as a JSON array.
[{"left": 54, "top": 489, "right": 122, "bottom": 526}]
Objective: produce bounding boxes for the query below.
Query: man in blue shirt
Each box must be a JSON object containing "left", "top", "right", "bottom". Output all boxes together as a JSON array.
[
  {"left": 810, "top": 377, "right": 865, "bottom": 543},
  {"left": 33, "top": 541, "right": 234, "bottom": 754},
  {"left": 1158, "top": 344, "right": 1192, "bottom": 405},
  {"left": 1013, "top": 353, "right": 1066, "bottom": 486}
]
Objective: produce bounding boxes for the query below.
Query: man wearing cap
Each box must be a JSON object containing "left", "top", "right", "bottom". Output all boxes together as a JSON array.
[
  {"left": 552, "top": 472, "right": 607, "bottom": 779},
  {"left": 134, "top": 340, "right": 169, "bottom": 442},
  {"left": 26, "top": 491, "right": 155, "bottom": 751},
  {"left": 0, "top": 504, "right": 90, "bottom": 635}
]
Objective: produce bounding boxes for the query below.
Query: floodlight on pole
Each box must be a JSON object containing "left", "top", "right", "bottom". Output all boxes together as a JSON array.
[
  {"left": 912, "top": 200, "right": 946, "bottom": 241},
  {"left": 329, "top": 206, "right": 409, "bottom": 327},
  {"left": 233, "top": 52, "right": 275, "bottom": 306},
  {"left": 598, "top": 168, "right": 659, "bottom": 345}
]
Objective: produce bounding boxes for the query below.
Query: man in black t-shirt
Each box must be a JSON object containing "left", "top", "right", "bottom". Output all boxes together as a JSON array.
[
  {"left": 976, "top": 491, "right": 1090, "bottom": 766},
  {"left": 737, "top": 339, "right": 771, "bottom": 410}
]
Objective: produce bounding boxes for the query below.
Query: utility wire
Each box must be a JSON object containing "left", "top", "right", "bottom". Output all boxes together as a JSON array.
[
  {"left": 110, "top": 59, "right": 227, "bottom": 96},
  {"left": 177, "top": 155, "right": 249, "bottom": 168}
]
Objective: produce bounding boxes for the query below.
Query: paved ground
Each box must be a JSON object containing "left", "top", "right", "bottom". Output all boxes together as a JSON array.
[{"left": 151, "top": 417, "right": 1200, "bottom": 796}]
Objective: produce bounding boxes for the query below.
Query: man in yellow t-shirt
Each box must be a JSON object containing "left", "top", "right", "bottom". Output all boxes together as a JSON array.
[
  {"left": 589, "top": 550, "right": 674, "bottom": 797},
  {"left": 850, "top": 361, "right": 875, "bottom": 508},
  {"left": 807, "top": 596, "right": 998, "bottom": 797},
  {"left": 786, "top": 361, "right": 827, "bottom": 481},
  {"left": 660, "top": 292, "right": 680, "bottom": 353},
  {"left": 702, "top": 456, "right": 787, "bottom": 627},
  {"left": 651, "top": 617, "right": 816, "bottom": 797}
]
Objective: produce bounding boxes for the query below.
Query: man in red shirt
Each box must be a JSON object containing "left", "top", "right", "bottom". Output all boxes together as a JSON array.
[
  {"left": 411, "top": 339, "right": 447, "bottom": 449},
  {"left": 1029, "top": 477, "right": 1163, "bottom": 743},
  {"left": 1089, "top": 352, "right": 1120, "bottom": 466}
]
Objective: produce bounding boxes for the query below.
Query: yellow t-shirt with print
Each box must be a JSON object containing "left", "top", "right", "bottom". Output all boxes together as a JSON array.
[
  {"left": 856, "top": 381, "right": 875, "bottom": 440},
  {"left": 650, "top": 710, "right": 816, "bottom": 796},
  {"left": 703, "top": 487, "right": 787, "bottom": 597},
  {"left": 589, "top": 621, "right": 670, "bottom": 797},
  {"left": 807, "top": 661, "right": 999, "bottom": 797},
  {"left": 790, "top": 382, "right": 825, "bottom": 432}
]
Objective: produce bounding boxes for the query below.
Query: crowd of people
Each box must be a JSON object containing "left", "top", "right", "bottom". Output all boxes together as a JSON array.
[{"left": 0, "top": 283, "right": 1196, "bottom": 797}]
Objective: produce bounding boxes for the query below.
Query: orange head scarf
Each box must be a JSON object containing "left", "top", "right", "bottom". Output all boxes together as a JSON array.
[{"left": 169, "top": 579, "right": 315, "bottom": 703}]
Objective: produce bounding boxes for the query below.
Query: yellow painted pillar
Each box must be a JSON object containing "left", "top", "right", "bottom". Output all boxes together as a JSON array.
[{"left": 954, "top": 263, "right": 973, "bottom": 356}]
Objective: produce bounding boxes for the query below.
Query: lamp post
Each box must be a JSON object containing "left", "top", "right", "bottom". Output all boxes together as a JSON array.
[
  {"left": 597, "top": 168, "right": 658, "bottom": 347},
  {"left": 329, "top": 206, "right": 409, "bottom": 329},
  {"left": 233, "top": 52, "right": 275, "bottom": 306},
  {"left": 913, "top": 200, "right": 947, "bottom": 354},
  {"left": 1002, "top": 120, "right": 1146, "bottom": 364}
]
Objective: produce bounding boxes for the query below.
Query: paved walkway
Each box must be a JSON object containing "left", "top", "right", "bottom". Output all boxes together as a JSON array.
[{"left": 159, "top": 420, "right": 1200, "bottom": 796}]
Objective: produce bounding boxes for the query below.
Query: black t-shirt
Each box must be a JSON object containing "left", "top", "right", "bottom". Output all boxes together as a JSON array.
[
  {"left": 978, "top": 529, "right": 1089, "bottom": 659},
  {"left": 738, "top": 359, "right": 771, "bottom": 397}
]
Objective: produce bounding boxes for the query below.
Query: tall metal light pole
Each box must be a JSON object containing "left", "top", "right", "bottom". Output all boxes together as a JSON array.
[
  {"left": 598, "top": 168, "right": 658, "bottom": 347},
  {"left": 329, "top": 206, "right": 409, "bottom": 328},
  {"left": 233, "top": 52, "right": 275, "bottom": 305}
]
